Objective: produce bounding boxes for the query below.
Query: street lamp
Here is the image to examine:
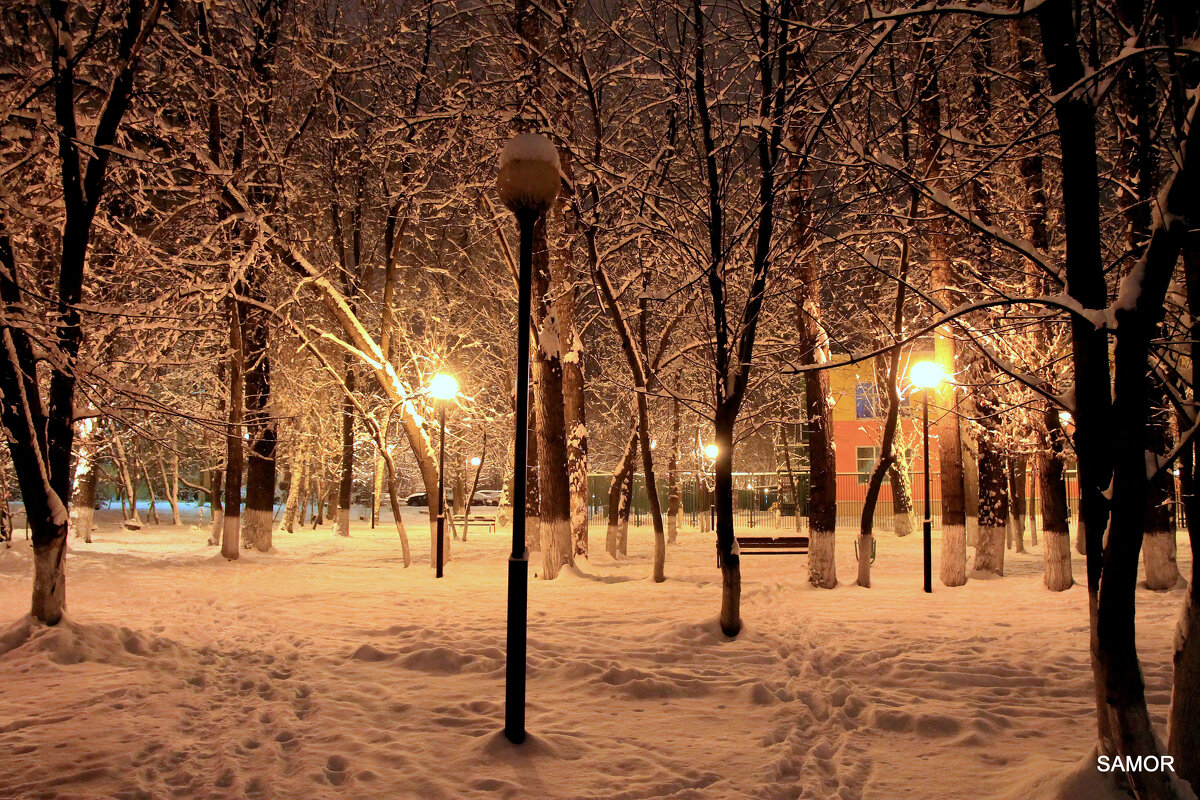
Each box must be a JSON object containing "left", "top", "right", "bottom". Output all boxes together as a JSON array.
[
  {"left": 497, "top": 132, "right": 561, "bottom": 745},
  {"left": 910, "top": 360, "right": 946, "bottom": 594},
  {"left": 704, "top": 444, "right": 719, "bottom": 460},
  {"left": 470, "top": 456, "right": 482, "bottom": 467},
  {"left": 429, "top": 373, "right": 459, "bottom": 579}
]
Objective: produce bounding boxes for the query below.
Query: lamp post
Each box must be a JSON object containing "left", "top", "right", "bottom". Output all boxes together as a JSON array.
[
  {"left": 496, "top": 132, "right": 561, "bottom": 745},
  {"left": 704, "top": 444, "right": 718, "bottom": 532},
  {"left": 429, "top": 373, "right": 459, "bottom": 578},
  {"left": 910, "top": 360, "right": 946, "bottom": 594}
]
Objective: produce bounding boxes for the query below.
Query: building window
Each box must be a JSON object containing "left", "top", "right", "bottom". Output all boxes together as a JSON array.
[
  {"left": 857, "top": 446, "right": 879, "bottom": 484},
  {"left": 855, "top": 382, "right": 882, "bottom": 419}
]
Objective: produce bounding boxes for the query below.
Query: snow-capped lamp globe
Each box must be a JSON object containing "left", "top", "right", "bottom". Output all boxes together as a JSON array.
[
  {"left": 497, "top": 131, "right": 560, "bottom": 748},
  {"left": 704, "top": 444, "right": 719, "bottom": 460},
  {"left": 496, "top": 133, "right": 561, "bottom": 216}
]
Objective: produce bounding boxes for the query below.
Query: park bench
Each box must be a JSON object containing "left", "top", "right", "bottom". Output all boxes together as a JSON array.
[
  {"left": 452, "top": 514, "right": 496, "bottom": 534},
  {"left": 732, "top": 534, "right": 810, "bottom": 557}
]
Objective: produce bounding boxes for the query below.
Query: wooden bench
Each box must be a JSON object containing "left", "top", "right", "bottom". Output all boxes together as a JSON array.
[
  {"left": 735, "top": 535, "right": 810, "bottom": 556},
  {"left": 452, "top": 515, "right": 496, "bottom": 534}
]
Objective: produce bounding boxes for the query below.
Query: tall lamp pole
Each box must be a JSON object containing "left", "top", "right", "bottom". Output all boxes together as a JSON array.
[
  {"left": 496, "top": 133, "right": 561, "bottom": 745},
  {"left": 429, "top": 373, "right": 459, "bottom": 578},
  {"left": 910, "top": 360, "right": 946, "bottom": 594}
]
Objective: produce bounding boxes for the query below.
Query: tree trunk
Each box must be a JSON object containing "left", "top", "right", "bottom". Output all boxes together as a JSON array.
[
  {"left": 1142, "top": 384, "right": 1179, "bottom": 590},
  {"left": 972, "top": 433, "right": 1007, "bottom": 577},
  {"left": 337, "top": 365, "right": 355, "bottom": 538},
  {"left": 112, "top": 433, "right": 141, "bottom": 525},
  {"left": 241, "top": 292, "right": 276, "bottom": 552},
  {"left": 1040, "top": 409, "right": 1074, "bottom": 591},
  {"left": 221, "top": 299, "right": 244, "bottom": 560},
  {"left": 282, "top": 448, "right": 305, "bottom": 533},
  {"left": 139, "top": 455, "right": 160, "bottom": 525},
  {"left": 531, "top": 215, "right": 572, "bottom": 579},
  {"left": 525, "top": 377, "right": 541, "bottom": 555},
  {"left": 715, "top": 407, "right": 740, "bottom": 636},
  {"left": 607, "top": 427, "right": 639, "bottom": 557},
  {"left": 1009, "top": 458, "right": 1027, "bottom": 553},
  {"left": 70, "top": 422, "right": 99, "bottom": 543},
  {"left": 796, "top": 260, "right": 837, "bottom": 589},
  {"left": 667, "top": 397, "right": 681, "bottom": 544}
]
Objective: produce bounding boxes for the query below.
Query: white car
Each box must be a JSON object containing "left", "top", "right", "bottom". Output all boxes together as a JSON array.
[{"left": 471, "top": 490, "right": 502, "bottom": 506}]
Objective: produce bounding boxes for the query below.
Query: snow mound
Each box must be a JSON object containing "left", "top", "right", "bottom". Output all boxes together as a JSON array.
[
  {"left": 0, "top": 613, "right": 179, "bottom": 666},
  {"left": 498, "top": 132, "right": 559, "bottom": 168}
]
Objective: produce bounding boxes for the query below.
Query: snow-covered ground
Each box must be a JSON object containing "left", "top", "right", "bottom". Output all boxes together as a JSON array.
[{"left": 0, "top": 504, "right": 1192, "bottom": 800}]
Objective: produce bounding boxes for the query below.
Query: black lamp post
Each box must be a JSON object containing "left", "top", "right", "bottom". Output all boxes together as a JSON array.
[
  {"left": 910, "top": 360, "right": 945, "bottom": 594},
  {"left": 496, "top": 132, "right": 561, "bottom": 745},
  {"left": 429, "top": 373, "right": 458, "bottom": 578}
]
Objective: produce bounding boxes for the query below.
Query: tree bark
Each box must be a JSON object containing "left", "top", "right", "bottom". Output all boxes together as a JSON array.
[
  {"left": 337, "top": 365, "right": 355, "bottom": 538},
  {"left": 241, "top": 286, "right": 276, "bottom": 552},
  {"left": 667, "top": 397, "right": 681, "bottom": 544},
  {"left": 607, "top": 427, "right": 639, "bottom": 558},
  {"left": 221, "top": 298, "right": 245, "bottom": 560}
]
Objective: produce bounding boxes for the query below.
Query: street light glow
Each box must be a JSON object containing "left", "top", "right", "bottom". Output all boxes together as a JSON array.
[
  {"left": 910, "top": 360, "right": 946, "bottom": 390},
  {"left": 1059, "top": 410, "right": 1073, "bottom": 424},
  {"left": 704, "top": 444, "right": 719, "bottom": 459},
  {"left": 470, "top": 456, "right": 482, "bottom": 466},
  {"left": 429, "top": 373, "right": 459, "bottom": 401}
]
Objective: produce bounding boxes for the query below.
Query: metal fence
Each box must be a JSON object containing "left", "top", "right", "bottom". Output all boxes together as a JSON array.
[{"left": 586, "top": 470, "right": 1084, "bottom": 532}]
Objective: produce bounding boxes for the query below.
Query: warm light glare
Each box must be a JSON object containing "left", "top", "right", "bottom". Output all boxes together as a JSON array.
[
  {"left": 429, "top": 373, "right": 459, "bottom": 401},
  {"left": 1059, "top": 410, "right": 1073, "bottom": 424},
  {"left": 910, "top": 361, "right": 945, "bottom": 390},
  {"left": 470, "top": 456, "right": 482, "bottom": 466},
  {"left": 704, "top": 444, "right": 719, "bottom": 459},
  {"left": 650, "top": 439, "right": 658, "bottom": 450}
]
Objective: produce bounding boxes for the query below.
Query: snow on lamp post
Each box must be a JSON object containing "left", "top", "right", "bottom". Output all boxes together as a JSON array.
[
  {"left": 910, "top": 360, "right": 946, "bottom": 594},
  {"left": 496, "top": 132, "right": 561, "bottom": 745},
  {"left": 429, "top": 373, "right": 459, "bottom": 579}
]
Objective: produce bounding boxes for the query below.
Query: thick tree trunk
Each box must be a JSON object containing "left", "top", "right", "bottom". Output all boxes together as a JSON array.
[
  {"left": 241, "top": 293, "right": 276, "bottom": 552},
  {"left": 559, "top": 259, "right": 589, "bottom": 562},
  {"left": 531, "top": 215, "right": 572, "bottom": 579},
  {"left": 796, "top": 261, "right": 837, "bottom": 589},
  {"left": 221, "top": 300, "right": 244, "bottom": 560},
  {"left": 889, "top": 459, "right": 913, "bottom": 538},
  {"left": 337, "top": 365, "right": 355, "bottom": 538},
  {"left": 972, "top": 431, "right": 1007, "bottom": 577},
  {"left": 714, "top": 407, "right": 740, "bottom": 636},
  {"left": 1040, "top": 408, "right": 1074, "bottom": 591},
  {"left": 1143, "top": 385, "right": 1179, "bottom": 590},
  {"left": 139, "top": 455, "right": 160, "bottom": 525}
]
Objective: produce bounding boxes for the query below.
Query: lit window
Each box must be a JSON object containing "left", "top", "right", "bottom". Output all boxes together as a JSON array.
[
  {"left": 856, "top": 382, "right": 882, "bottom": 419},
  {"left": 857, "top": 446, "right": 879, "bottom": 484}
]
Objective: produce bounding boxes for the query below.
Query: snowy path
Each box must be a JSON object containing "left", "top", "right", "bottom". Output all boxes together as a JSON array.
[{"left": 0, "top": 508, "right": 1189, "bottom": 799}]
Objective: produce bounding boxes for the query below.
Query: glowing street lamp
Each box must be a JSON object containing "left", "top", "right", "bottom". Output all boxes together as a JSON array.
[
  {"left": 470, "top": 456, "right": 482, "bottom": 467},
  {"left": 497, "top": 132, "right": 561, "bottom": 745},
  {"left": 704, "top": 443, "right": 719, "bottom": 460},
  {"left": 429, "top": 373, "right": 458, "bottom": 579},
  {"left": 909, "top": 360, "right": 945, "bottom": 594}
]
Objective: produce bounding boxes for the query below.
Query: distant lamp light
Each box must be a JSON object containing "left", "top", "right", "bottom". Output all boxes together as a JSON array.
[
  {"left": 429, "top": 373, "right": 459, "bottom": 401},
  {"left": 910, "top": 361, "right": 946, "bottom": 390},
  {"left": 650, "top": 439, "right": 658, "bottom": 450},
  {"left": 470, "top": 456, "right": 482, "bottom": 467},
  {"left": 704, "top": 444, "right": 719, "bottom": 460},
  {"left": 1059, "top": 410, "right": 1073, "bottom": 425}
]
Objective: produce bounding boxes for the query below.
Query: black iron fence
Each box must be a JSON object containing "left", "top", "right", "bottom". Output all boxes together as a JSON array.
[{"left": 586, "top": 470, "right": 1084, "bottom": 532}]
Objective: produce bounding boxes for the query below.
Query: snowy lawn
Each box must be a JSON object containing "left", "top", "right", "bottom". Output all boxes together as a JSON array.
[{"left": 0, "top": 505, "right": 1190, "bottom": 800}]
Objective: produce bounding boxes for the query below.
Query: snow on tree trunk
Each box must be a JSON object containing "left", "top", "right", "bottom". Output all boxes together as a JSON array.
[
  {"left": 795, "top": 258, "right": 837, "bottom": 590},
  {"left": 1040, "top": 407, "right": 1074, "bottom": 592},
  {"left": 607, "top": 428, "right": 638, "bottom": 558},
  {"left": 1143, "top": 387, "right": 1179, "bottom": 590},
  {"left": 209, "top": 468, "right": 224, "bottom": 545},
  {"left": 221, "top": 299, "right": 244, "bottom": 561},
  {"left": 714, "top": 412, "right": 740, "bottom": 636},
  {"left": 70, "top": 421, "right": 98, "bottom": 543},
  {"left": 972, "top": 434, "right": 1007, "bottom": 577},
  {"left": 113, "top": 433, "right": 141, "bottom": 525},
  {"left": 282, "top": 450, "right": 305, "bottom": 533},
  {"left": 889, "top": 460, "right": 913, "bottom": 538},
  {"left": 529, "top": 215, "right": 573, "bottom": 580},
  {"left": 558, "top": 245, "right": 589, "bottom": 562}
]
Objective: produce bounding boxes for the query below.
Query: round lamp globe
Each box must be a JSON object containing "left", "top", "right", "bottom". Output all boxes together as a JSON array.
[{"left": 497, "top": 133, "right": 561, "bottom": 215}]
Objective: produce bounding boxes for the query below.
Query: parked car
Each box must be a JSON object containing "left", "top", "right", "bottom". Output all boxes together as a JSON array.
[
  {"left": 472, "top": 490, "right": 501, "bottom": 506},
  {"left": 405, "top": 493, "right": 428, "bottom": 506}
]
